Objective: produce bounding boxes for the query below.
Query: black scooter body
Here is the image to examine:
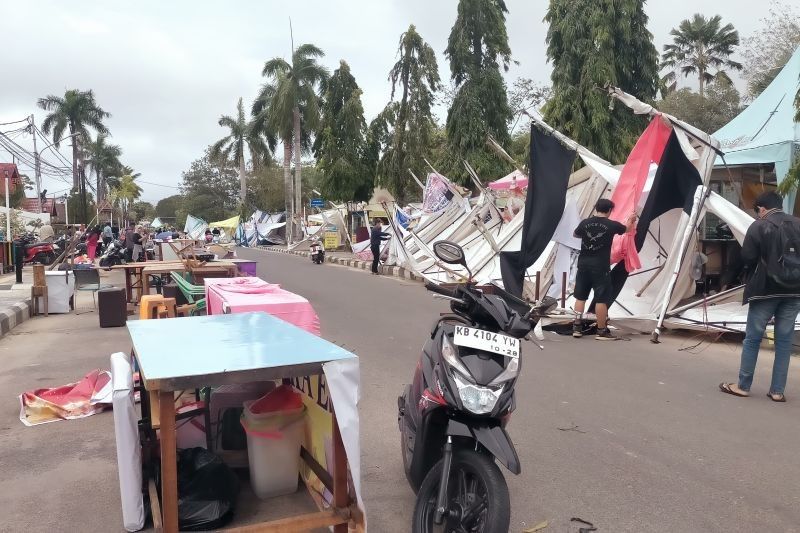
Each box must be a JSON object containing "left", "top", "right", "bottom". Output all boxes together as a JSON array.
[{"left": 399, "top": 284, "right": 531, "bottom": 493}]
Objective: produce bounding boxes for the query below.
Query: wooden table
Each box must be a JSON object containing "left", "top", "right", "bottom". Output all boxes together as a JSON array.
[
  {"left": 127, "top": 312, "right": 361, "bottom": 533},
  {"left": 114, "top": 260, "right": 237, "bottom": 302}
]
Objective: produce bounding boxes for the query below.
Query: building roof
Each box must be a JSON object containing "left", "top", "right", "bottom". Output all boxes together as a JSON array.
[
  {"left": 0, "top": 163, "right": 22, "bottom": 189},
  {"left": 20, "top": 197, "right": 57, "bottom": 215}
]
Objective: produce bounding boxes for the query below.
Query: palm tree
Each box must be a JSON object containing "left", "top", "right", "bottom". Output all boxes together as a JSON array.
[
  {"left": 114, "top": 174, "right": 142, "bottom": 226},
  {"left": 37, "top": 89, "right": 110, "bottom": 189},
  {"left": 661, "top": 14, "right": 742, "bottom": 98},
  {"left": 84, "top": 134, "right": 122, "bottom": 204},
  {"left": 210, "top": 97, "right": 273, "bottom": 209},
  {"left": 253, "top": 43, "right": 328, "bottom": 242}
]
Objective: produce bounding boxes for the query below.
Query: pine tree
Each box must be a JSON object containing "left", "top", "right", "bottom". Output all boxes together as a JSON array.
[
  {"left": 375, "top": 25, "right": 440, "bottom": 204},
  {"left": 544, "top": 0, "right": 660, "bottom": 163},
  {"left": 315, "top": 61, "right": 372, "bottom": 202},
  {"left": 444, "top": 0, "right": 512, "bottom": 183}
]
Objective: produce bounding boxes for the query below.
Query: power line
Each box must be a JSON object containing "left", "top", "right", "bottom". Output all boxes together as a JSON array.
[
  {"left": 137, "top": 179, "right": 181, "bottom": 189},
  {"left": 0, "top": 118, "right": 29, "bottom": 126}
]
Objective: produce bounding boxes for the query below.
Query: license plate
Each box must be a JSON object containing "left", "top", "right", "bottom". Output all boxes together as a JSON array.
[{"left": 453, "top": 326, "right": 520, "bottom": 358}]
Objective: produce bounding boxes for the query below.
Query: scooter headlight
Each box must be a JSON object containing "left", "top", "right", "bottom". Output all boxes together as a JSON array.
[
  {"left": 488, "top": 355, "right": 520, "bottom": 386},
  {"left": 452, "top": 372, "right": 502, "bottom": 415},
  {"left": 441, "top": 334, "right": 471, "bottom": 379}
]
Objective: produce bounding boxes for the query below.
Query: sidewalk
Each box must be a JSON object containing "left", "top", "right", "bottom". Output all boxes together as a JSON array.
[{"left": 0, "top": 271, "right": 33, "bottom": 339}]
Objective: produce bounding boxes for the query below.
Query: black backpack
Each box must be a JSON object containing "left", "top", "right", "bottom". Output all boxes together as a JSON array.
[{"left": 763, "top": 216, "right": 800, "bottom": 289}]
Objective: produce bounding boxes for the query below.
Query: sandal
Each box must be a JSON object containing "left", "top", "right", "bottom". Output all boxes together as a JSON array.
[
  {"left": 719, "top": 382, "right": 749, "bottom": 397},
  {"left": 767, "top": 392, "right": 787, "bottom": 403}
]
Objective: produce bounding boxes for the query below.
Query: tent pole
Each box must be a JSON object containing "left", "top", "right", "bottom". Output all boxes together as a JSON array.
[
  {"left": 407, "top": 169, "right": 425, "bottom": 191},
  {"left": 651, "top": 185, "right": 714, "bottom": 343}
]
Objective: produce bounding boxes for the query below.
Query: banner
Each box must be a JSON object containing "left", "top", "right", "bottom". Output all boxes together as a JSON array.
[
  {"left": 422, "top": 173, "right": 455, "bottom": 213},
  {"left": 290, "top": 375, "right": 335, "bottom": 505}
]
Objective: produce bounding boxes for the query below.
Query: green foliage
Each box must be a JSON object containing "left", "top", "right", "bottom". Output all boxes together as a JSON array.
[
  {"left": 444, "top": 0, "right": 512, "bottom": 183},
  {"left": 741, "top": 2, "right": 800, "bottom": 100},
  {"left": 84, "top": 133, "right": 122, "bottom": 202},
  {"left": 37, "top": 89, "right": 110, "bottom": 188},
  {"left": 252, "top": 43, "right": 328, "bottom": 235},
  {"left": 130, "top": 201, "right": 156, "bottom": 222},
  {"left": 507, "top": 78, "right": 551, "bottom": 133},
  {"left": 661, "top": 14, "right": 742, "bottom": 97},
  {"left": 543, "top": 0, "right": 660, "bottom": 164},
  {"left": 315, "top": 61, "right": 372, "bottom": 202},
  {"left": 155, "top": 195, "right": 183, "bottom": 219},
  {"left": 177, "top": 149, "right": 239, "bottom": 223},
  {"left": 66, "top": 191, "right": 96, "bottom": 225},
  {"left": 375, "top": 25, "right": 440, "bottom": 203},
  {"left": 657, "top": 78, "right": 741, "bottom": 133}
]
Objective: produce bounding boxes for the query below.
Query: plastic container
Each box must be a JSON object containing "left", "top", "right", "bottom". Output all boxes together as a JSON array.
[{"left": 242, "top": 398, "right": 305, "bottom": 500}]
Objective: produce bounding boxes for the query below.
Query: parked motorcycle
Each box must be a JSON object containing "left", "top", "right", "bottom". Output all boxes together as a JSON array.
[
  {"left": 398, "top": 240, "right": 551, "bottom": 533},
  {"left": 17, "top": 234, "right": 57, "bottom": 265},
  {"left": 310, "top": 240, "right": 325, "bottom": 264},
  {"left": 99, "top": 239, "right": 127, "bottom": 268}
]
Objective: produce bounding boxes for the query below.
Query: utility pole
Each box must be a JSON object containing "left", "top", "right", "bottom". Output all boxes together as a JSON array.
[
  {"left": 28, "top": 115, "right": 43, "bottom": 215},
  {"left": 3, "top": 170, "right": 10, "bottom": 242},
  {"left": 79, "top": 165, "right": 88, "bottom": 224}
]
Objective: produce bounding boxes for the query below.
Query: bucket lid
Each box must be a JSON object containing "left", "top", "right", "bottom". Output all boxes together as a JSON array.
[{"left": 248, "top": 384, "right": 302, "bottom": 414}]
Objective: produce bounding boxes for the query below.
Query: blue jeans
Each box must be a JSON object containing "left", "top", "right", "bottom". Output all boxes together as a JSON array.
[{"left": 738, "top": 298, "right": 800, "bottom": 395}]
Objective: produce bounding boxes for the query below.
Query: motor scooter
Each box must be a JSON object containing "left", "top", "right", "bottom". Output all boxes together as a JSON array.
[
  {"left": 17, "top": 234, "right": 57, "bottom": 265},
  {"left": 310, "top": 240, "right": 325, "bottom": 264},
  {"left": 99, "top": 239, "right": 127, "bottom": 268},
  {"left": 398, "top": 240, "right": 553, "bottom": 532}
]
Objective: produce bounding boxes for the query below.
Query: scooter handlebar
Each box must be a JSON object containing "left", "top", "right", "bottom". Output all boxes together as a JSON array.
[{"left": 424, "top": 281, "right": 459, "bottom": 299}]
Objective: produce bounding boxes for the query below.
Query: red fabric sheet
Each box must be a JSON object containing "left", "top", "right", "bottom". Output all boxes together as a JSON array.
[{"left": 609, "top": 117, "right": 673, "bottom": 271}]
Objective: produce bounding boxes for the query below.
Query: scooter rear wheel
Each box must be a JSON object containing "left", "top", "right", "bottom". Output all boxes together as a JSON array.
[{"left": 412, "top": 449, "right": 509, "bottom": 533}]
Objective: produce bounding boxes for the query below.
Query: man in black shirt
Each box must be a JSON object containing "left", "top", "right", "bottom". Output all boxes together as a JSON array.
[
  {"left": 572, "top": 198, "right": 636, "bottom": 340},
  {"left": 370, "top": 220, "right": 390, "bottom": 275}
]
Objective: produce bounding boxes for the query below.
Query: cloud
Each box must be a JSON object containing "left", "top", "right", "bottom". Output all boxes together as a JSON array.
[{"left": 0, "top": 0, "right": 760, "bottom": 203}]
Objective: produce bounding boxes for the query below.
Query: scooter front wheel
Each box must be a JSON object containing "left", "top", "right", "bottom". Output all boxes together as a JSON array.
[{"left": 412, "top": 450, "right": 509, "bottom": 533}]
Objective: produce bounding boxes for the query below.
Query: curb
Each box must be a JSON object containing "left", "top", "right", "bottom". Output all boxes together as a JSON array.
[
  {"left": 253, "top": 246, "right": 425, "bottom": 283},
  {"left": 0, "top": 298, "right": 32, "bottom": 340}
]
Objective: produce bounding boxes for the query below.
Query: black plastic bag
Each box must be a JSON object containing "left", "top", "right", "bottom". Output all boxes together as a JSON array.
[{"left": 174, "top": 447, "right": 240, "bottom": 531}]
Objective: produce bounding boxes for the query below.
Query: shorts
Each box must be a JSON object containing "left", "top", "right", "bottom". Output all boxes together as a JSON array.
[{"left": 574, "top": 267, "right": 613, "bottom": 304}]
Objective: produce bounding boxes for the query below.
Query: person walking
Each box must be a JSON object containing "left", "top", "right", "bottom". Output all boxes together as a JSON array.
[
  {"left": 370, "top": 219, "right": 390, "bottom": 275},
  {"left": 102, "top": 223, "right": 113, "bottom": 249},
  {"left": 572, "top": 198, "right": 637, "bottom": 340},
  {"left": 85, "top": 227, "right": 99, "bottom": 261},
  {"left": 720, "top": 191, "right": 800, "bottom": 402},
  {"left": 131, "top": 225, "right": 144, "bottom": 262}
]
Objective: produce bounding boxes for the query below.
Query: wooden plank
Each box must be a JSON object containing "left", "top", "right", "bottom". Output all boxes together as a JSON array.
[
  {"left": 332, "top": 412, "right": 349, "bottom": 533},
  {"left": 300, "top": 446, "right": 333, "bottom": 491},
  {"left": 149, "top": 390, "right": 161, "bottom": 428},
  {"left": 223, "top": 509, "right": 349, "bottom": 533},
  {"left": 159, "top": 390, "right": 179, "bottom": 533},
  {"left": 147, "top": 478, "right": 163, "bottom": 532}
]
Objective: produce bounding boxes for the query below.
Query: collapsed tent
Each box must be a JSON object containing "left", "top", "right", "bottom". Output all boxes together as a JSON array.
[
  {"left": 713, "top": 46, "right": 800, "bottom": 212},
  {"left": 184, "top": 214, "right": 208, "bottom": 240},
  {"left": 239, "top": 211, "right": 287, "bottom": 246}
]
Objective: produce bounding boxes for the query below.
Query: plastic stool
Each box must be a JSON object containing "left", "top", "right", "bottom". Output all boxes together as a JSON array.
[
  {"left": 157, "top": 297, "right": 177, "bottom": 319},
  {"left": 139, "top": 295, "right": 165, "bottom": 320}
]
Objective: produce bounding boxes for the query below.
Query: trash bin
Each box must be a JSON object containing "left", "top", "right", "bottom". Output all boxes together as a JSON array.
[
  {"left": 43, "top": 270, "right": 75, "bottom": 313},
  {"left": 241, "top": 386, "right": 305, "bottom": 500}
]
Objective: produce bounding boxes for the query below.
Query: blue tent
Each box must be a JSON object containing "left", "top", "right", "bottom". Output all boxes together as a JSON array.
[{"left": 713, "top": 46, "right": 800, "bottom": 211}]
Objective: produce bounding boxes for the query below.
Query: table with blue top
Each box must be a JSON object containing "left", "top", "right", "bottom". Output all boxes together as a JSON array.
[{"left": 128, "top": 311, "right": 358, "bottom": 533}]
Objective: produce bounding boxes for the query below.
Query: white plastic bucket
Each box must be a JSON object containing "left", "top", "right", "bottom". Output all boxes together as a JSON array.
[{"left": 242, "top": 401, "right": 305, "bottom": 500}]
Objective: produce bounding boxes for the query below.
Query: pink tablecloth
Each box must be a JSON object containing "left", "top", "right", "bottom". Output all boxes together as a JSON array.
[{"left": 204, "top": 277, "right": 320, "bottom": 335}]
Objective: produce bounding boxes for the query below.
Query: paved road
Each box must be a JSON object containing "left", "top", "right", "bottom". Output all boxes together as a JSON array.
[{"left": 239, "top": 248, "right": 800, "bottom": 532}]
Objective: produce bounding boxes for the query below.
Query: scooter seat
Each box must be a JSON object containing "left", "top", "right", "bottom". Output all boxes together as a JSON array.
[{"left": 25, "top": 242, "right": 51, "bottom": 249}]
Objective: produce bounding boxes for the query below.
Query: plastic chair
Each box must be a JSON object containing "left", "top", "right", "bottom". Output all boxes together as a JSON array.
[
  {"left": 170, "top": 272, "right": 206, "bottom": 316},
  {"left": 73, "top": 268, "right": 113, "bottom": 309}
]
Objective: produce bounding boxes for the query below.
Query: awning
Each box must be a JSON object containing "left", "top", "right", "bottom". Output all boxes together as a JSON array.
[{"left": 209, "top": 215, "right": 240, "bottom": 231}]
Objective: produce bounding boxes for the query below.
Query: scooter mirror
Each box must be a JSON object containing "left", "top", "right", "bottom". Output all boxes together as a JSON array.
[{"left": 433, "top": 240, "right": 466, "bottom": 266}]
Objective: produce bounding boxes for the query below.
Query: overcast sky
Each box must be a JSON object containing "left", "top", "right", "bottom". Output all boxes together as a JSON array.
[{"left": 0, "top": 0, "right": 761, "bottom": 203}]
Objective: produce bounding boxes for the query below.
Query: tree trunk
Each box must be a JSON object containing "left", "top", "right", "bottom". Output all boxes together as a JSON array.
[
  {"left": 698, "top": 69, "right": 705, "bottom": 99},
  {"left": 283, "top": 138, "right": 293, "bottom": 245},
  {"left": 70, "top": 123, "right": 79, "bottom": 190},
  {"left": 293, "top": 106, "right": 302, "bottom": 237},
  {"left": 239, "top": 154, "right": 247, "bottom": 208},
  {"left": 96, "top": 169, "right": 103, "bottom": 204}
]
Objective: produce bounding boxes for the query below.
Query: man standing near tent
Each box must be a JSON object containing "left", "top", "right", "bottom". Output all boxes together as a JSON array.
[
  {"left": 572, "top": 199, "right": 637, "bottom": 340},
  {"left": 720, "top": 191, "right": 800, "bottom": 402},
  {"left": 370, "top": 219, "right": 390, "bottom": 275}
]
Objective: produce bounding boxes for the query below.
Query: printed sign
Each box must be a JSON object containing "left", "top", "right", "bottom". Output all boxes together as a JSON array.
[
  {"left": 310, "top": 198, "right": 325, "bottom": 208},
  {"left": 324, "top": 231, "right": 340, "bottom": 249}
]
